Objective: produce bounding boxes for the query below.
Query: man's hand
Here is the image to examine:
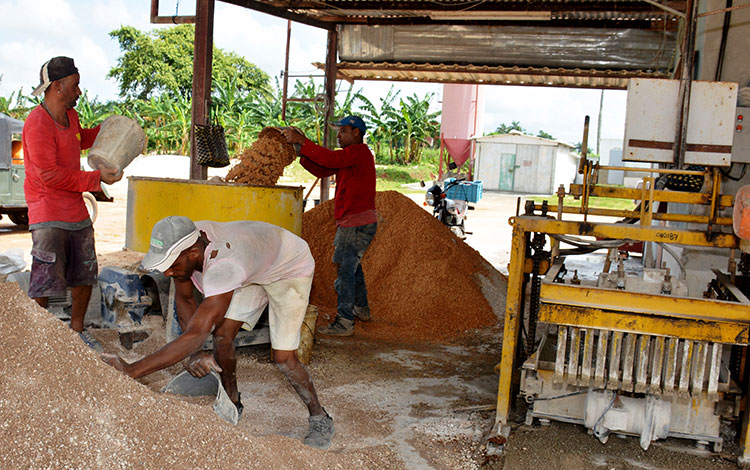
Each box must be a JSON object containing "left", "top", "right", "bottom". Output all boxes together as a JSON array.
[
  {"left": 100, "top": 167, "right": 123, "bottom": 185},
  {"left": 184, "top": 351, "right": 222, "bottom": 378},
  {"left": 281, "top": 127, "right": 306, "bottom": 146},
  {"left": 101, "top": 353, "right": 133, "bottom": 376}
]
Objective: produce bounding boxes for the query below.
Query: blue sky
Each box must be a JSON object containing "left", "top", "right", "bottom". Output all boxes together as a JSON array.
[{"left": 0, "top": 0, "right": 627, "bottom": 146}]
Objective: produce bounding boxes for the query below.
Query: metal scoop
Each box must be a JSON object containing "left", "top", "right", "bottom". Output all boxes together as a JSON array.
[{"left": 162, "top": 370, "right": 239, "bottom": 425}]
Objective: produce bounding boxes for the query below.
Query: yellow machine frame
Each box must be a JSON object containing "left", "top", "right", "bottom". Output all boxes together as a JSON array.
[{"left": 493, "top": 162, "right": 750, "bottom": 460}]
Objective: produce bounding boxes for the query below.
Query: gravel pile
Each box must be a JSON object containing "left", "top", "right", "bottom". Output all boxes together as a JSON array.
[
  {"left": 302, "top": 191, "right": 506, "bottom": 343},
  {"left": 225, "top": 127, "right": 296, "bottom": 186},
  {"left": 0, "top": 282, "right": 399, "bottom": 469}
]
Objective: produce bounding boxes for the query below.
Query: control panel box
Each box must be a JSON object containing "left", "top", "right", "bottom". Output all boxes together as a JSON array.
[
  {"left": 731, "top": 107, "right": 750, "bottom": 163},
  {"left": 623, "top": 79, "right": 738, "bottom": 166}
]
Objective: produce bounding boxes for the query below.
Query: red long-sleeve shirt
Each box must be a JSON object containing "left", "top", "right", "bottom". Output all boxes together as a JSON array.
[
  {"left": 22, "top": 106, "right": 102, "bottom": 225},
  {"left": 299, "top": 139, "right": 377, "bottom": 226}
]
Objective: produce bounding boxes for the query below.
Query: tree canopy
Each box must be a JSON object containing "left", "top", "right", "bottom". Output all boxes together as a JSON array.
[{"left": 107, "top": 25, "right": 270, "bottom": 100}]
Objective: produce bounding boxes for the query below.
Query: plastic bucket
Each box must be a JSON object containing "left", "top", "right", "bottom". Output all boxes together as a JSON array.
[
  {"left": 297, "top": 304, "right": 319, "bottom": 365},
  {"left": 88, "top": 115, "right": 146, "bottom": 175}
]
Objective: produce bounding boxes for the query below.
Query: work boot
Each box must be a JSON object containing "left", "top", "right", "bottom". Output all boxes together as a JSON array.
[
  {"left": 353, "top": 305, "right": 371, "bottom": 322},
  {"left": 317, "top": 317, "right": 354, "bottom": 337},
  {"left": 304, "top": 413, "right": 334, "bottom": 449},
  {"left": 79, "top": 330, "right": 103, "bottom": 353}
]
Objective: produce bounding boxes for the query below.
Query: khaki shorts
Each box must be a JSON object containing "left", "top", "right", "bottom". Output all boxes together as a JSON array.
[{"left": 224, "top": 276, "right": 313, "bottom": 351}]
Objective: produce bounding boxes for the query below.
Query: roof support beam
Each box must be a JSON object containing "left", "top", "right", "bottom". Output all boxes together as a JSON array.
[
  {"left": 319, "top": 29, "right": 338, "bottom": 202},
  {"left": 219, "top": 0, "right": 335, "bottom": 30},
  {"left": 190, "top": 0, "right": 215, "bottom": 180}
]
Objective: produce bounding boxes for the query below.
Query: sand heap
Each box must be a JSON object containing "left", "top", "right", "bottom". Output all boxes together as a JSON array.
[
  {"left": 225, "top": 127, "right": 296, "bottom": 186},
  {"left": 302, "top": 191, "right": 506, "bottom": 343},
  {"left": 0, "top": 282, "right": 397, "bottom": 469}
]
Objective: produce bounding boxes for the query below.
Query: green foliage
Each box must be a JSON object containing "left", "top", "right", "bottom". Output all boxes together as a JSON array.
[
  {"left": 2, "top": 40, "right": 442, "bottom": 167},
  {"left": 574, "top": 142, "right": 599, "bottom": 159},
  {"left": 492, "top": 121, "right": 526, "bottom": 135},
  {"left": 358, "top": 85, "right": 440, "bottom": 165},
  {"left": 489, "top": 121, "right": 556, "bottom": 141},
  {"left": 0, "top": 77, "right": 36, "bottom": 119},
  {"left": 107, "top": 25, "right": 270, "bottom": 100},
  {"left": 537, "top": 130, "right": 555, "bottom": 140}
]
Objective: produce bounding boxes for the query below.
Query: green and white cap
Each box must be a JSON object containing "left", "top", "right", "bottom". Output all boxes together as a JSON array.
[{"left": 141, "top": 216, "right": 200, "bottom": 272}]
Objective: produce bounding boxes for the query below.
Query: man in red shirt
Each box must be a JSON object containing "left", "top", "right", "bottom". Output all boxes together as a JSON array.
[
  {"left": 22, "top": 57, "right": 121, "bottom": 349},
  {"left": 282, "top": 116, "right": 377, "bottom": 336}
]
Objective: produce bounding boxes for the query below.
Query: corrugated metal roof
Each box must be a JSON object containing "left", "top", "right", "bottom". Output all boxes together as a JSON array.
[
  {"left": 317, "top": 61, "right": 669, "bottom": 89},
  {"left": 241, "top": 0, "right": 686, "bottom": 24}
]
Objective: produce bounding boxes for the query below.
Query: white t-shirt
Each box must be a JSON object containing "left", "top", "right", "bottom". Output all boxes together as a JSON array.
[{"left": 190, "top": 220, "right": 315, "bottom": 297}]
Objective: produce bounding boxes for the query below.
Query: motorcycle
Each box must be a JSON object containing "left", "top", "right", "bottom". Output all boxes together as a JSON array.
[{"left": 422, "top": 177, "right": 474, "bottom": 239}]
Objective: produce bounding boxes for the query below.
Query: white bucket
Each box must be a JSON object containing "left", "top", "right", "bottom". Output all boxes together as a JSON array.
[{"left": 88, "top": 115, "right": 146, "bottom": 175}]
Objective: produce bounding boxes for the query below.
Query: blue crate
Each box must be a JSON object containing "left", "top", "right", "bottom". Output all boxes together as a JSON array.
[{"left": 444, "top": 179, "right": 482, "bottom": 203}]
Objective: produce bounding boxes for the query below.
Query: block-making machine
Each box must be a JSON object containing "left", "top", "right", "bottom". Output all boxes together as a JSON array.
[{"left": 493, "top": 78, "right": 750, "bottom": 462}]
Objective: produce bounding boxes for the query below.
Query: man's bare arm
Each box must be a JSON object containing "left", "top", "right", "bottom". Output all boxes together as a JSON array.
[
  {"left": 173, "top": 278, "right": 198, "bottom": 331},
  {"left": 103, "top": 291, "right": 233, "bottom": 378}
]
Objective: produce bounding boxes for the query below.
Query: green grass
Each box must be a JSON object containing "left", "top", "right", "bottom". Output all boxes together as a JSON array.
[{"left": 528, "top": 195, "right": 636, "bottom": 211}]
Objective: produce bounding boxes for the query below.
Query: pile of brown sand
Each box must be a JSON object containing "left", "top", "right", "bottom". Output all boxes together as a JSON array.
[
  {"left": 301, "top": 191, "right": 506, "bottom": 343},
  {"left": 225, "top": 127, "right": 296, "bottom": 186},
  {"left": 0, "top": 282, "right": 398, "bottom": 469}
]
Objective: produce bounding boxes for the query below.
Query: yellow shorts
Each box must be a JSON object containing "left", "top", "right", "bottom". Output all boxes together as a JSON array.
[{"left": 223, "top": 276, "right": 313, "bottom": 351}]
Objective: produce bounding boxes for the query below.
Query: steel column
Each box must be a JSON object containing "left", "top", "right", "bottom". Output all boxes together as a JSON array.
[
  {"left": 495, "top": 223, "right": 527, "bottom": 426},
  {"left": 320, "top": 29, "right": 338, "bottom": 203},
  {"left": 189, "top": 0, "right": 214, "bottom": 181}
]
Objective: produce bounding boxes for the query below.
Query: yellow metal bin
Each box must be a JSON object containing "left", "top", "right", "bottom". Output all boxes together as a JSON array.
[{"left": 125, "top": 176, "right": 303, "bottom": 252}]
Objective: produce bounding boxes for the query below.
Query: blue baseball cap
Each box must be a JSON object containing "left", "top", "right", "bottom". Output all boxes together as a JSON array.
[{"left": 333, "top": 115, "right": 367, "bottom": 135}]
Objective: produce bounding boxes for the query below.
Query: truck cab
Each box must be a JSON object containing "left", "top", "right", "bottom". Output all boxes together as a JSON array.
[{"left": 0, "top": 112, "right": 112, "bottom": 226}]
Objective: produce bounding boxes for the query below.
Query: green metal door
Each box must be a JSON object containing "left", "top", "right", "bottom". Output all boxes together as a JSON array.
[{"left": 498, "top": 153, "right": 516, "bottom": 191}]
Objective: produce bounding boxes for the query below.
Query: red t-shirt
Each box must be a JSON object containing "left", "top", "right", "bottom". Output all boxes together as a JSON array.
[
  {"left": 299, "top": 140, "right": 377, "bottom": 226},
  {"left": 22, "top": 106, "right": 102, "bottom": 225}
]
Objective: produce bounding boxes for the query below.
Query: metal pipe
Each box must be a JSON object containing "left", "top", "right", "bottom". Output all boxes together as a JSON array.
[
  {"left": 281, "top": 20, "right": 291, "bottom": 122},
  {"left": 674, "top": 0, "right": 699, "bottom": 167},
  {"left": 697, "top": 2, "right": 750, "bottom": 18},
  {"left": 714, "top": 0, "right": 732, "bottom": 81},
  {"left": 597, "top": 166, "right": 705, "bottom": 175},
  {"left": 531, "top": 204, "right": 734, "bottom": 226},
  {"left": 640, "top": 0, "right": 687, "bottom": 18},
  {"left": 578, "top": 115, "right": 590, "bottom": 175}
]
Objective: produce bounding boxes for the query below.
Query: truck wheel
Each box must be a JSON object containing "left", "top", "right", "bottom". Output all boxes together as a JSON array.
[
  {"left": 8, "top": 210, "right": 28, "bottom": 226},
  {"left": 83, "top": 192, "right": 98, "bottom": 223}
]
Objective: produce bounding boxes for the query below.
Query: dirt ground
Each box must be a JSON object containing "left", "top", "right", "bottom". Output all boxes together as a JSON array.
[{"left": 0, "top": 155, "right": 744, "bottom": 469}]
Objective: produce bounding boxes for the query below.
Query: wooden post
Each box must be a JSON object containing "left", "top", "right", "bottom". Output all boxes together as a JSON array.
[{"left": 190, "top": 0, "right": 214, "bottom": 181}]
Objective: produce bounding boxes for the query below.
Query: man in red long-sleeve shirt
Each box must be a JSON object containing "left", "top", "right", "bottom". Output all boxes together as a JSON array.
[
  {"left": 283, "top": 116, "right": 377, "bottom": 336},
  {"left": 22, "top": 57, "right": 121, "bottom": 349}
]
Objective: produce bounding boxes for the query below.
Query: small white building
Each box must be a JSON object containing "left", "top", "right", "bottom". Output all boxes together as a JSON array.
[{"left": 472, "top": 132, "right": 578, "bottom": 194}]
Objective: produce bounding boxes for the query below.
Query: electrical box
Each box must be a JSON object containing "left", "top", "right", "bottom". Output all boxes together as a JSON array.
[
  {"left": 623, "top": 79, "right": 738, "bottom": 166},
  {"left": 731, "top": 107, "right": 750, "bottom": 163}
]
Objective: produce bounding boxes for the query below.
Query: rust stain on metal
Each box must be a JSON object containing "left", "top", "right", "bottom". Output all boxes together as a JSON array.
[{"left": 578, "top": 222, "right": 594, "bottom": 235}]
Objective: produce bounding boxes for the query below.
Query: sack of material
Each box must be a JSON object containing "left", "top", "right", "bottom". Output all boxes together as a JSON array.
[{"left": 195, "top": 123, "right": 230, "bottom": 168}]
